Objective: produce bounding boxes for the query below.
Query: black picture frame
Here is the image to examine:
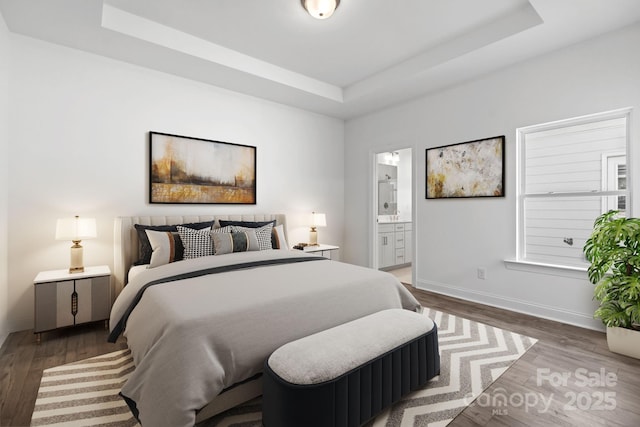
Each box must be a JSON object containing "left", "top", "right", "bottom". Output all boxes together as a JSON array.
[
  {"left": 426, "top": 135, "right": 505, "bottom": 199},
  {"left": 149, "top": 132, "right": 256, "bottom": 204}
]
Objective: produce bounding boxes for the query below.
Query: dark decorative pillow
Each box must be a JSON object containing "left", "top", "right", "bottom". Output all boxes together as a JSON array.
[
  {"left": 218, "top": 220, "right": 278, "bottom": 248},
  {"left": 211, "top": 230, "right": 260, "bottom": 255},
  {"left": 177, "top": 226, "right": 214, "bottom": 259},
  {"left": 134, "top": 221, "right": 214, "bottom": 265},
  {"left": 218, "top": 220, "right": 276, "bottom": 228}
]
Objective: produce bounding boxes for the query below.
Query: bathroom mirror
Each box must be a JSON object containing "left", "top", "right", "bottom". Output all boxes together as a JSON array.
[{"left": 378, "top": 163, "right": 397, "bottom": 215}]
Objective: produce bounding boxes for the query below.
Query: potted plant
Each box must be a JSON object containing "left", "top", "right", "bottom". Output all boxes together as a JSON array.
[{"left": 584, "top": 210, "right": 640, "bottom": 358}]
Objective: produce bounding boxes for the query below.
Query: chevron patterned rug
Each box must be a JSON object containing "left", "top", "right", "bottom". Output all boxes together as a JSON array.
[{"left": 31, "top": 308, "right": 537, "bottom": 427}]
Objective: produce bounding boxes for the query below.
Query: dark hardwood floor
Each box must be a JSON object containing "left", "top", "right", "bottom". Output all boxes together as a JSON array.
[
  {"left": 408, "top": 287, "right": 640, "bottom": 427},
  {"left": 1, "top": 288, "right": 639, "bottom": 426},
  {"left": 0, "top": 323, "right": 127, "bottom": 427}
]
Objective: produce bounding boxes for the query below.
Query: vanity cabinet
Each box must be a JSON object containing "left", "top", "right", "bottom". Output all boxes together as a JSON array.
[
  {"left": 404, "top": 223, "right": 413, "bottom": 264},
  {"left": 378, "top": 222, "right": 412, "bottom": 269},
  {"left": 378, "top": 224, "right": 396, "bottom": 268}
]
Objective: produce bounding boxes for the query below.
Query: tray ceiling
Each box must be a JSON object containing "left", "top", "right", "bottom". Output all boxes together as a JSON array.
[{"left": 2, "top": 0, "right": 640, "bottom": 118}]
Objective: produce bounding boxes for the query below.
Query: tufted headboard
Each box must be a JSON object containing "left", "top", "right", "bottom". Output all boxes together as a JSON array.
[{"left": 113, "top": 214, "right": 287, "bottom": 295}]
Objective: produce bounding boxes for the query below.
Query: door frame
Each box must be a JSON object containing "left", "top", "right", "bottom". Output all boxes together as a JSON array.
[{"left": 370, "top": 146, "right": 416, "bottom": 287}]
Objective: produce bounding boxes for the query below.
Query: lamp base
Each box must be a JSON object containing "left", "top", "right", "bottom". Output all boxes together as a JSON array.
[
  {"left": 69, "top": 241, "right": 84, "bottom": 274},
  {"left": 309, "top": 228, "right": 318, "bottom": 246}
]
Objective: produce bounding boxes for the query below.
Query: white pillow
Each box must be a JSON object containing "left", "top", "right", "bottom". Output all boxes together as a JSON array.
[
  {"left": 145, "top": 229, "right": 180, "bottom": 268},
  {"left": 272, "top": 224, "right": 289, "bottom": 249}
]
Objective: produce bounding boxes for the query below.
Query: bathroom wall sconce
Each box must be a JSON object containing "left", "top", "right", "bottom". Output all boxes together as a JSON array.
[{"left": 383, "top": 152, "right": 399, "bottom": 165}]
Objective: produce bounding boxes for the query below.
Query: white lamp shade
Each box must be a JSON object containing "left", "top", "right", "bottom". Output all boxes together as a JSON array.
[
  {"left": 311, "top": 212, "right": 327, "bottom": 227},
  {"left": 56, "top": 217, "right": 97, "bottom": 241},
  {"left": 302, "top": 0, "right": 339, "bottom": 19}
]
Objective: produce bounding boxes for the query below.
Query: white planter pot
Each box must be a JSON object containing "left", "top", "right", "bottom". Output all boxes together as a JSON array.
[{"left": 606, "top": 326, "right": 640, "bottom": 359}]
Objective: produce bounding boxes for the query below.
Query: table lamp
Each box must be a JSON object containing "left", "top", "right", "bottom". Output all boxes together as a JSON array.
[
  {"left": 56, "top": 215, "right": 97, "bottom": 273},
  {"left": 309, "top": 212, "right": 326, "bottom": 246}
]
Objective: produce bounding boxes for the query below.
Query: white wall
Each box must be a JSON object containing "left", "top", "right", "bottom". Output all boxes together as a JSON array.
[
  {"left": 345, "top": 23, "right": 640, "bottom": 330},
  {"left": 396, "top": 148, "right": 412, "bottom": 222},
  {"left": 6, "top": 35, "right": 344, "bottom": 332},
  {"left": 0, "top": 11, "right": 10, "bottom": 346}
]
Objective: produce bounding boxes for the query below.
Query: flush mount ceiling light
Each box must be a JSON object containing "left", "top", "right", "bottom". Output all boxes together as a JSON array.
[{"left": 301, "top": 0, "right": 340, "bottom": 19}]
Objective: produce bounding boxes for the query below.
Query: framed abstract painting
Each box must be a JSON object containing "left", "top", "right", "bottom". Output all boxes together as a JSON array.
[
  {"left": 426, "top": 135, "right": 504, "bottom": 199},
  {"left": 149, "top": 132, "right": 256, "bottom": 204}
]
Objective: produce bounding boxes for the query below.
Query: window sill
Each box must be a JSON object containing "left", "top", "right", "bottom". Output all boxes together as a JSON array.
[{"left": 504, "top": 259, "right": 589, "bottom": 280}]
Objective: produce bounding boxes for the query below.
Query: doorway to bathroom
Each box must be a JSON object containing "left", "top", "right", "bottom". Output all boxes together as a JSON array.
[{"left": 373, "top": 148, "right": 413, "bottom": 286}]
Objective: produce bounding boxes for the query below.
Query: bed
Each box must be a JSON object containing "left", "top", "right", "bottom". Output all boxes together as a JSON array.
[{"left": 110, "top": 214, "right": 421, "bottom": 427}]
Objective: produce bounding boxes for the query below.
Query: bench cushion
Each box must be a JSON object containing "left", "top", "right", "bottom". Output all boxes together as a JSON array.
[
  {"left": 263, "top": 308, "right": 440, "bottom": 427},
  {"left": 268, "top": 309, "right": 434, "bottom": 384}
]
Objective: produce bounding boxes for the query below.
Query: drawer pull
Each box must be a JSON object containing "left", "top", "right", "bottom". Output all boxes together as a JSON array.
[{"left": 71, "top": 291, "right": 78, "bottom": 317}]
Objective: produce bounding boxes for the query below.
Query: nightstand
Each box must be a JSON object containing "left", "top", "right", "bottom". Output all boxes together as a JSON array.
[
  {"left": 302, "top": 244, "right": 340, "bottom": 259},
  {"left": 34, "top": 265, "right": 111, "bottom": 342}
]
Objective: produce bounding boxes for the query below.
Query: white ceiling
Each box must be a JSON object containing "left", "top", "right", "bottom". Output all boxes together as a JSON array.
[{"left": 2, "top": 0, "right": 640, "bottom": 119}]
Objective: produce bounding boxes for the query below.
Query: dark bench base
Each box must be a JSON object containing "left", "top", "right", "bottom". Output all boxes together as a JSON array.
[{"left": 263, "top": 323, "right": 439, "bottom": 427}]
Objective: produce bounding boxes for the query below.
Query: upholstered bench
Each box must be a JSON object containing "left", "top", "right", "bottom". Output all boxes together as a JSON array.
[{"left": 262, "top": 308, "right": 440, "bottom": 427}]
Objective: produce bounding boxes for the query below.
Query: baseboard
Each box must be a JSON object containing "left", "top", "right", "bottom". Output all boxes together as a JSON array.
[{"left": 416, "top": 279, "right": 604, "bottom": 332}]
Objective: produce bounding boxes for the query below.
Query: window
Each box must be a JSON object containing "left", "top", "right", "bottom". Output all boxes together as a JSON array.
[
  {"left": 604, "top": 155, "right": 626, "bottom": 213},
  {"left": 517, "top": 108, "right": 631, "bottom": 268}
]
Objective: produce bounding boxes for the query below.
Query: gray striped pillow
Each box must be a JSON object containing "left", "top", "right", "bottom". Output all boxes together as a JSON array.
[
  {"left": 232, "top": 224, "right": 273, "bottom": 250},
  {"left": 212, "top": 230, "right": 260, "bottom": 255}
]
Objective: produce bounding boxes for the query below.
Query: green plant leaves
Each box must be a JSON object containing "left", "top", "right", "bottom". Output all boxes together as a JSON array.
[
  {"left": 584, "top": 210, "right": 640, "bottom": 329},
  {"left": 595, "top": 301, "right": 631, "bottom": 328}
]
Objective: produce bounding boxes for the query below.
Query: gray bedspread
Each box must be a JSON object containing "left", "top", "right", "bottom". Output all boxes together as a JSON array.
[{"left": 109, "top": 250, "right": 421, "bottom": 427}]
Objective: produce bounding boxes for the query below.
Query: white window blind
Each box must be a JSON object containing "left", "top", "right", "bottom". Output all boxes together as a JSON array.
[{"left": 517, "top": 109, "right": 630, "bottom": 267}]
